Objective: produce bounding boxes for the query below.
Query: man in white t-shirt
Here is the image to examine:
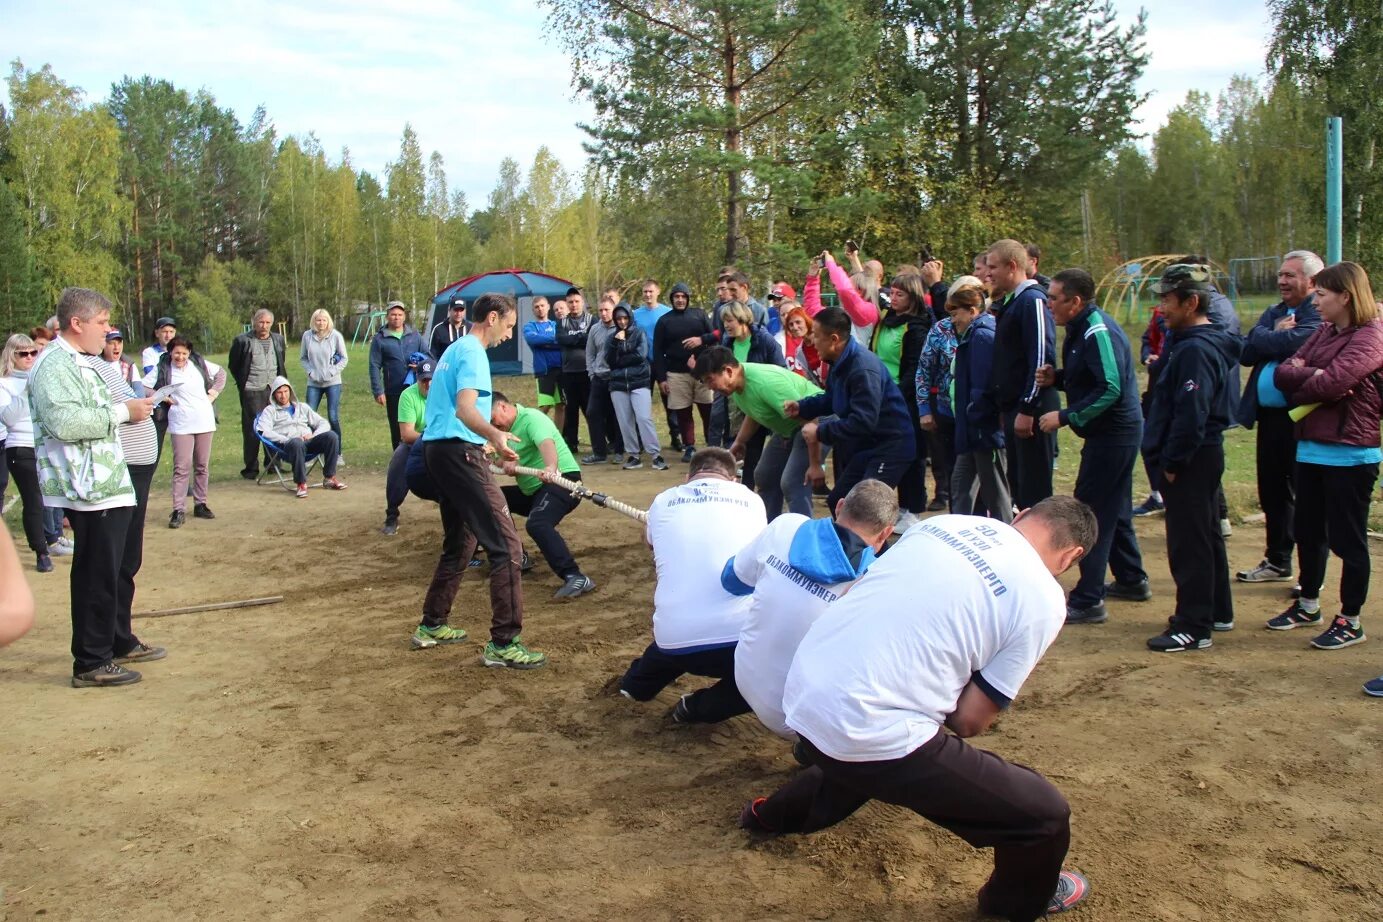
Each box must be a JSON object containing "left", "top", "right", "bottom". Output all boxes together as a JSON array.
[
  {"left": 722, "top": 480, "right": 897, "bottom": 738},
  {"left": 740, "top": 497, "right": 1097, "bottom": 921},
  {"left": 618, "top": 448, "right": 767, "bottom": 721}
]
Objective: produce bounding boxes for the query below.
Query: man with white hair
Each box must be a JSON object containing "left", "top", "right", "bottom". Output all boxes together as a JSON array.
[{"left": 1233, "top": 250, "right": 1323, "bottom": 590}]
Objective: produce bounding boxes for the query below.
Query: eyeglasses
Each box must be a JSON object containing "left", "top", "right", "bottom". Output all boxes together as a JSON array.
[{"left": 15, "top": 349, "right": 38, "bottom": 357}]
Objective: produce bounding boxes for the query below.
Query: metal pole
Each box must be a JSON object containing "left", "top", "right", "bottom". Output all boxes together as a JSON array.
[{"left": 1327, "top": 116, "right": 1343, "bottom": 263}]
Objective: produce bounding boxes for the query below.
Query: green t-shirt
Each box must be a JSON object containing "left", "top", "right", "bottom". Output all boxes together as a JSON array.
[
  {"left": 731, "top": 363, "right": 823, "bottom": 438},
  {"left": 874, "top": 323, "right": 904, "bottom": 383},
  {"left": 510, "top": 405, "right": 580, "bottom": 495},
  {"left": 732, "top": 336, "right": 752, "bottom": 364},
  {"left": 397, "top": 383, "right": 427, "bottom": 433}
]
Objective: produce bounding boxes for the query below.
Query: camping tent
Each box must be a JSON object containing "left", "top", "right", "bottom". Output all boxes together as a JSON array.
[{"left": 430, "top": 269, "right": 577, "bottom": 375}]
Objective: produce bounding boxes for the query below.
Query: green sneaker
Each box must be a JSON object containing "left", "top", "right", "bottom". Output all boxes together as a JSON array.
[
  {"left": 482, "top": 638, "right": 547, "bottom": 669},
  {"left": 411, "top": 624, "right": 468, "bottom": 650}
]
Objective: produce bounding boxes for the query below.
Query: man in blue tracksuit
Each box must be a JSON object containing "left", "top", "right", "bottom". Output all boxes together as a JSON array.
[
  {"left": 1141, "top": 264, "right": 1241, "bottom": 652},
  {"left": 1036, "top": 269, "right": 1147, "bottom": 624},
  {"left": 785, "top": 307, "right": 915, "bottom": 515},
  {"left": 983, "top": 239, "right": 1059, "bottom": 510}
]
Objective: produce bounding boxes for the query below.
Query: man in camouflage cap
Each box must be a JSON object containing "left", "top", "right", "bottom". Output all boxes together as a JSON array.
[{"left": 1140, "top": 264, "right": 1242, "bottom": 653}]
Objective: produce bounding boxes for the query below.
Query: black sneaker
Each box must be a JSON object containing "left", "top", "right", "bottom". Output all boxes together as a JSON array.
[
  {"left": 739, "top": 796, "right": 775, "bottom": 833},
  {"left": 1065, "top": 603, "right": 1108, "bottom": 625},
  {"left": 1213, "top": 618, "right": 1236, "bottom": 632},
  {"left": 36, "top": 553, "right": 53, "bottom": 573},
  {"left": 381, "top": 516, "right": 399, "bottom": 536},
  {"left": 670, "top": 694, "right": 693, "bottom": 723},
  {"left": 681, "top": 445, "right": 695, "bottom": 463},
  {"left": 580, "top": 453, "right": 607, "bottom": 464},
  {"left": 115, "top": 643, "right": 167, "bottom": 664},
  {"left": 1147, "top": 629, "right": 1211, "bottom": 653},
  {"left": 1131, "top": 495, "right": 1163, "bottom": 516},
  {"left": 71, "top": 663, "right": 142, "bottom": 688},
  {"left": 622, "top": 454, "right": 643, "bottom": 470},
  {"left": 520, "top": 550, "right": 535, "bottom": 573},
  {"left": 168, "top": 510, "right": 185, "bottom": 529},
  {"left": 240, "top": 470, "right": 258, "bottom": 481},
  {"left": 193, "top": 503, "right": 215, "bottom": 520},
  {"left": 1265, "top": 602, "right": 1323, "bottom": 631},
  {"left": 927, "top": 497, "right": 948, "bottom": 512},
  {"left": 651, "top": 455, "right": 669, "bottom": 471},
  {"left": 553, "top": 573, "right": 596, "bottom": 599},
  {"left": 1047, "top": 870, "right": 1091, "bottom": 914},
  {"left": 1105, "top": 578, "right": 1152, "bottom": 602}
]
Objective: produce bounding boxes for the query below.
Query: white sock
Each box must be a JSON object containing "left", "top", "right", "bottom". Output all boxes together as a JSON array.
[{"left": 1300, "top": 597, "right": 1320, "bottom": 614}]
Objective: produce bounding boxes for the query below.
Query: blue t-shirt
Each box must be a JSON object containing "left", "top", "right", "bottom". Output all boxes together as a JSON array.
[
  {"left": 423, "top": 335, "right": 491, "bottom": 444},
  {"left": 1297, "top": 440, "right": 1383, "bottom": 467},
  {"left": 633, "top": 305, "right": 671, "bottom": 359}
]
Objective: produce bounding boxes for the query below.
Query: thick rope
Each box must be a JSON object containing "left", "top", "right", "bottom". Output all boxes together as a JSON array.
[{"left": 491, "top": 464, "right": 649, "bottom": 523}]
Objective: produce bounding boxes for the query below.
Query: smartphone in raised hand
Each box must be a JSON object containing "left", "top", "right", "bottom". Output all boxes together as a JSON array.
[{"left": 844, "top": 239, "right": 859, "bottom": 255}]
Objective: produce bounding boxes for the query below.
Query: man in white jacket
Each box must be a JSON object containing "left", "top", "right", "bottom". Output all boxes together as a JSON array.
[{"left": 256, "top": 376, "right": 347, "bottom": 498}]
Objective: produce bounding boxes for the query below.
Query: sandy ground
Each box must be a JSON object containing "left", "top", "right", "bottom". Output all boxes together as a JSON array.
[{"left": 3, "top": 463, "right": 1382, "bottom": 921}]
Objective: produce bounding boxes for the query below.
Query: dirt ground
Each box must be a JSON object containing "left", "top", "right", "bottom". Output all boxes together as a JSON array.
[{"left": 3, "top": 464, "right": 1382, "bottom": 921}]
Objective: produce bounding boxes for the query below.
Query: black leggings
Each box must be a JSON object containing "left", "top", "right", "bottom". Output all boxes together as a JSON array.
[
  {"left": 1295, "top": 461, "right": 1378, "bottom": 616},
  {"left": 5, "top": 446, "right": 47, "bottom": 554}
]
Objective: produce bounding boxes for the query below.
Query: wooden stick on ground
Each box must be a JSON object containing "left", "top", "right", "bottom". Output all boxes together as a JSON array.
[
  {"left": 491, "top": 465, "right": 649, "bottom": 523},
  {"left": 134, "top": 596, "right": 285, "bottom": 619}
]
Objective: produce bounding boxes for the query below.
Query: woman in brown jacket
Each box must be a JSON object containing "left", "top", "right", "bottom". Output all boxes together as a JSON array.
[{"left": 1270, "top": 262, "right": 1383, "bottom": 661}]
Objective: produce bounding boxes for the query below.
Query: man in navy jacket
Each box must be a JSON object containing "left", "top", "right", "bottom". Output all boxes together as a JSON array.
[
  {"left": 1037, "top": 269, "right": 1147, "bottom": 625},
  {"left": 1141, "top": 264, "right": 1242, "bottom": 652},
  {"left": 785, "top": 307, "right": 915, "bottom": 516},
  {"left": 983, "top": 239, "right": 1059, "bottom": 510},
  {"left": 369, "top": 301, "right": 426, "bottom": 450},
  {"left": 1234, "top": 250, "right": 1323, "bottom": 585}
]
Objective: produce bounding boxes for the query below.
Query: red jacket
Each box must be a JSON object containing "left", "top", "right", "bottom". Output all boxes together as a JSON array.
[{"left": 1273, "top": 319, "right": 1383, "bottom": 447}]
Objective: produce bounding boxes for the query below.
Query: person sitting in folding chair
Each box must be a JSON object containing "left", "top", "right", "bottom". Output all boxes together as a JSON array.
[{"left": 255, "top": 376, "right": 347, "bottom": 498}]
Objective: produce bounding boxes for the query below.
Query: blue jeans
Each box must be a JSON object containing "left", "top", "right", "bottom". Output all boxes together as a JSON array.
[
  {"left": 44, "top": 505, "right": 64, "bottom": 544},
  {"left": 305, "top": 384, "right": 343, "bottom": 443}
]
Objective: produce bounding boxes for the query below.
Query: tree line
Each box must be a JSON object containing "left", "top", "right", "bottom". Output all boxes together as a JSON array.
[{"left": 0, "top": 1, "right": 1377, "bottom": 346}]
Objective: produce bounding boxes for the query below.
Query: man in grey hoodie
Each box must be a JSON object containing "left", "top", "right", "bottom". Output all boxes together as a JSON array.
[
  {"left": 256, "top": 376, "right": 347, "bottom": 497},
  {"left": 582, "top": 294, "right": 625, "bottom": 462}
]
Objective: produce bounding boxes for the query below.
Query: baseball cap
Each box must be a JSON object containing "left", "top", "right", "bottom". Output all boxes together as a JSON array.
[
  {"left": 768, "top": 283, "right": 796, "bottom": 301},
  {"left": 386, "top": 300, "right": 406, "bottom": 311},
  {"left": 1151, "top": 263, "right": 1214, "bottom": 295},
  {"left": 449, "top": 293, "right": 467, "bottom": 310},
  {"left": 106, "top": 329, "right": 125, "bottom": 341},
  {"left": 416, "top": 359, "right": 435, "bottom": 380},
  {"left": 154, "top": 316, "right": 176, "bottom": 330}
]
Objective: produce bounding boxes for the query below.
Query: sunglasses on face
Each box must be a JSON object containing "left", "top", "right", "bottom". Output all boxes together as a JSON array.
[{"left": 16, "top": 349, "right": 38, "bottom": 357}]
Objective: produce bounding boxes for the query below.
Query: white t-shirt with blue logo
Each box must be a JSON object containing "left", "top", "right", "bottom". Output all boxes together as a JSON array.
[{"left": 424, "top": 335, "right": 490, "bottom": 443}]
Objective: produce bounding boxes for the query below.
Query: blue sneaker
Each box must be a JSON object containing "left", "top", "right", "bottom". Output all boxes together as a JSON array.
[
  {"left": 1131, "top": 495, "right": 1163, "bottom": 517},
  {"left": 1363, "top": 675, "right": 1383, "bottom": 697},
  {"left": 1310, "top": 617, "right": 1367, "bottom": 650}
]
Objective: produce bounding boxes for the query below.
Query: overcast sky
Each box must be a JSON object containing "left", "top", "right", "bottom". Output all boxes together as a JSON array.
[{"left": 1, "top": 0, "right": 1272, "bottom": 209}]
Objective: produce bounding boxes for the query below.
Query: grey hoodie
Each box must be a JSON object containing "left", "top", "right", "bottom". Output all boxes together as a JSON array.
[
  {"left": 586, "top": 316, "right": 618, "bottom": 377},
  {"left": 300, "top": 329, "right": 348, "bottom": 387},
  {"left": 255, "top": 375, "right": 330, "bottom": 443}
]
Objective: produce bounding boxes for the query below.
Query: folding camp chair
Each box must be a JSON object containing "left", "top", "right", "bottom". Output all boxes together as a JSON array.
[{"left": 255, "top": 427, "right": 323, "bottom": 492}]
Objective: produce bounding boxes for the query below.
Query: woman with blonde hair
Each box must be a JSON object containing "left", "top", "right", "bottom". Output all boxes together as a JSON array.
[
  {"left": 1270, "top": 261, "right": 1383, "bottom": 663},
  {"left": 0, "top": 334, "right": 56, "bottom": 570},
  {"left": 300, "top": 309, "right": 348, "bottom": 446}
]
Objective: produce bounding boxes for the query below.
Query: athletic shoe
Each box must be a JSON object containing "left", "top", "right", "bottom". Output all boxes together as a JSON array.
[
  {"left": 1220, "top": 518, "right": 1233, "bottom": 538},
  {"left": 1363, "top": 676, "right": 1383, "bottom": 697},
  {"left": 168, "top": 510, "right": 185, "bottom": 529},
  {"left": 47, "top": 539, "right": 73, "bottom": 557},
  {"left": 520, "top": 550, "right": 535, "bottom": 573},
  {"left": 1104, "top": 578, "right": 1151, "bottom": 602},
  {"left": 681, "top": 445, "right": 696, "bottom": 463},
  {"left": 927, "top": 497, "right": 948, "bottom": 512},
  {"left": 651, "top": 455, "right": 669, "bottom": 471},
  {"left": 1147, "top": 629, "right": 1211, "bottom": 652},
  {"left": 1236, "top": 559, "right": 1293, "bottom": 582},
  {"left": 609, "top": 453, "right": 624, "bottom": 464},
  {"left": 554, "top": 573, "right": 596, "bottom": 599},
  {"left": 622, "top": 455, "right": 643, "bottom": 470},
  {"left": 240, "top": 470, "right": 258, "bottom": 481},
  {"left": 295, "top": 483, "right": 308, "bottom": 499},
  {"left": 71, "top": 663, "right": 141, "bottom": 688},
  {"left": 36, "top": 553, "right": 53, "bottom": 573},
  {"left": 1310, "top": 617, "right": 1367, "bottom": 650},
  {"left": 1047, "top": 870, "right": 1091, "bottom": 914},
  {"left": 739, "top": 796, "right": 775, "bottom": 833},
  {"left": 193, "top": 503, "right": 215, "bottom": 520},
  {"left": 115, "top": 643, "right": 167, "bottom": 664},
  {"left": 580, "top": 453, "right": 607, "bottom": 464},
  {"left": 1065, "top": 603, "right": 1108, "bottom": 625},
  {"left": 1213, "top": 618, "right": 1236, "bottom": 632},
  {"left": 323, "top": 476, "right": 348, "bottom": 491},
  {"left": 482, "top": 638, "right": 547, "bottom": 669},
  {"left": 1291, "top": 584, "right": 1302, "bottom": 599},
  {"left": 1132, "top": 495, "right": 1164, "bottom": 516},
  {"left": 670, "top": 694, "right": 693, "bottom": 723},
  {"left": 381, "top": 516, "right": 399, "bottom": 536},
  {"left": 1265, "top": 602, "right": 1323, "bottom": 631},
  {"left": 468, "top": 556, "right": 484, "bottom": 569},
  {"left": 669, "top": 434, "right": 684, "bottom": 452},
  {"left": 410, "top": 624, "right": 468, "bottom": 650},
  {"left": 895, "top": 511, "right": 922, "bottom": 532}
]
